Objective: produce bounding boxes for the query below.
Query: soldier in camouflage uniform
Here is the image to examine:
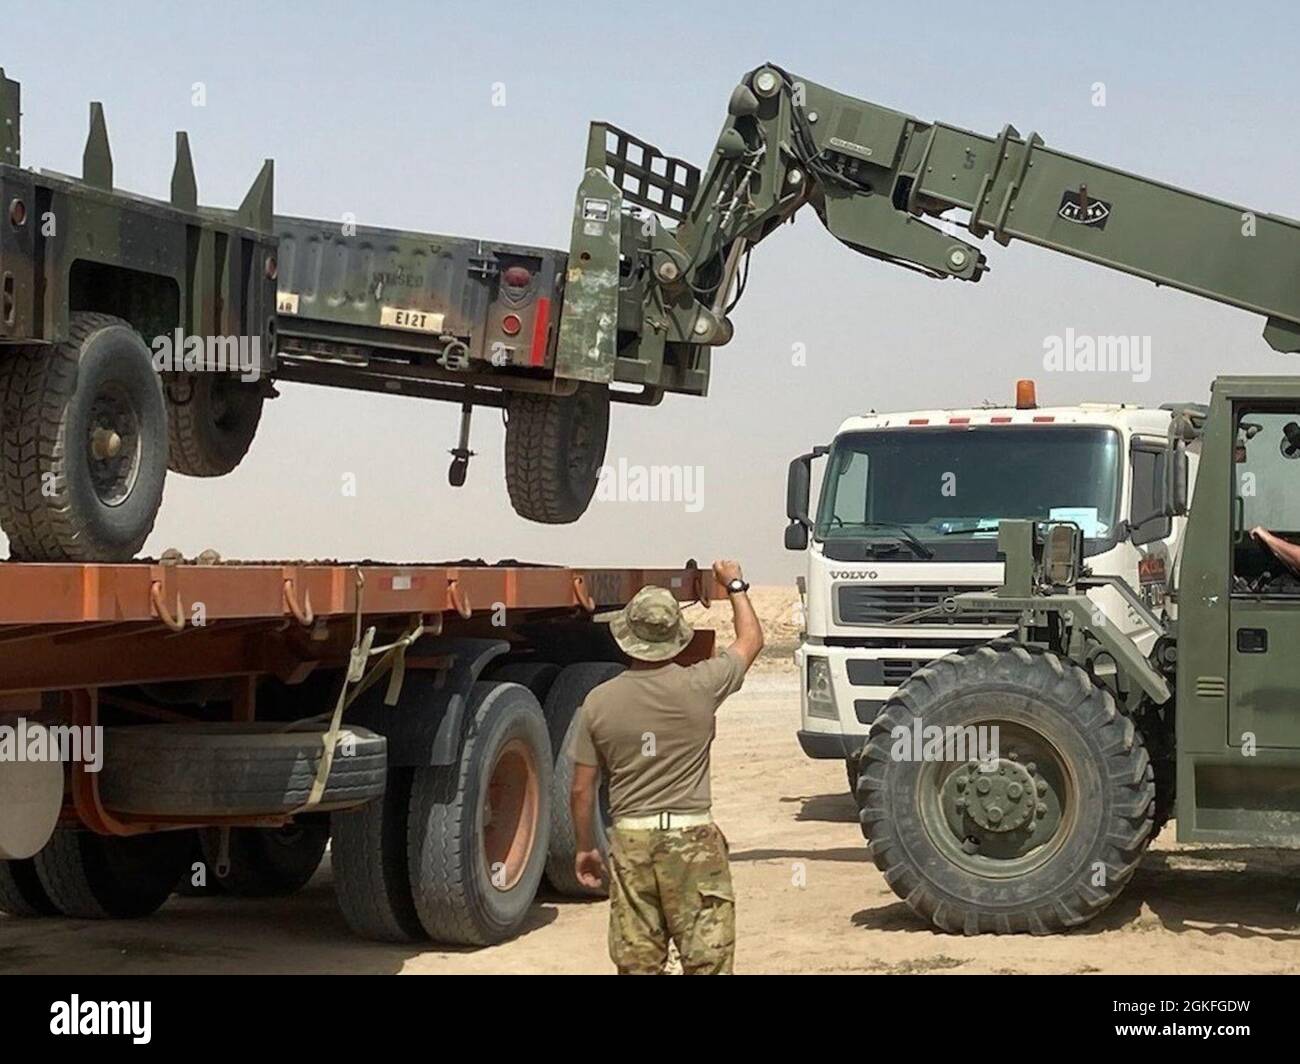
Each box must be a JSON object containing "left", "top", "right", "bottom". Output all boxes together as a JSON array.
[{"left": 569, "top": 561, "right": 764, "bottom": 974}]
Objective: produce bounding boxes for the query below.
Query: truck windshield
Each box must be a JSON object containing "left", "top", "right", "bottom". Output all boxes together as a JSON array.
[{"left": 814, "top": 426, "right": 1122, "bottom": 560}]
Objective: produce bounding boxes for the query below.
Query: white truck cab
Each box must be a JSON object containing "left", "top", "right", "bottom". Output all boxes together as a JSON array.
[{"left": 786, "top": 385, "right": 1195, "bottom": 795}]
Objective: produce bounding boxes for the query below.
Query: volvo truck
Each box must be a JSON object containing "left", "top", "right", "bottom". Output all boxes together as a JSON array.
[{"left": 789, "top": 383, "right": 1196, "bottom": 806}]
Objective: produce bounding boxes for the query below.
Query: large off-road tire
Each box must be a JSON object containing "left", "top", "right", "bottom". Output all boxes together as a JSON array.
[
  {"left": 504, "top": 382, "right": 610, "bottom": 524},
  {"left": 166, "top": 373, "right": 263, "bottom": 477},
  {"left": 0, "top": 858, "right": 59, "bottom": 917},
  {"left": 199, "top": 817, "right": 330, "bottom": 897},
  {"left": 542, "top": 661, "right": 623, "bottom": 897},
  {"left": 846, "top": 755, "right": 866, "bottom": 810},
  {"left": 0, "top": 313, "right": 168, "bottom": 561},
  {"left": 332, "top": 767, "right": 426, "bottom": 943},
  {"left": 406, "top": 682, "right": 551, "bottom": 945},
  {"left": 96, "top": 724, "right": 387, "bottom": 817},
  {"left": 34, "top": 828, "right": 195, "bottom": 919},
  {"left": 858, "top": 644, "right": 1154, "bottom": 935}
]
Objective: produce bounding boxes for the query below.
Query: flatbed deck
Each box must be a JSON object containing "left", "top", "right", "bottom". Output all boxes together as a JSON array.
[{"left": 0, "top": 558, "right": 715, "bottom": 699}]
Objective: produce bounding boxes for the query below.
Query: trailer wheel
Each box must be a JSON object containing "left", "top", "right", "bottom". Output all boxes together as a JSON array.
[
  {"left": 0, "top": 859, "right": 59, "bottom": 917},
  {"left": 406, "top": 682, "right": 551, "bottom": 945},
  {"left": 858, "top": 644, "right": 1154, "bottom": 935},
  {"left": 34, "top": 828, "right": 195, "bottom": 919},
  {"left": 332, "top": 768, "right": 426, "bottom": 943},
  {"left": 0, "top": 313, "right": 168, "bottom": 562},
  {"left": 166, "top": 373, "right": 264, "bottom": 477},
  {"left": 486, "top": 661, "right": 562, "bottom": 704},
  {"left": 200, "top": 817, "right": 330, "bottom": 897},
  {"left": 542, "top": 661, "right": 623, "bottom": 897},
  {"left": 504, "top": 382, "right": 610, "bottom": 524}
]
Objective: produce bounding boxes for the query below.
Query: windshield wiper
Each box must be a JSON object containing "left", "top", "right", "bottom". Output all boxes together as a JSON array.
[{"left": 856, "top": 522, "right": 935, "bottom": 560}]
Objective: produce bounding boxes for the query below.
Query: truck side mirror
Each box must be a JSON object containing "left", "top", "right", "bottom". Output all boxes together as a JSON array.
[
  {"left": 786, "top": 456, "right": 811, "bottom": 525},
  {"left": 1164, "top": 438, "right": 1189, "bottom": 517},
  {"left": 785, "top": 446, "right": 828, "bottom": 551}
]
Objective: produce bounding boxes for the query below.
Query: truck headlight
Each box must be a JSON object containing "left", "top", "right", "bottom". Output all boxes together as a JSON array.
[{"left": 806, "top": 656, "right": 838, "bottom": 720}]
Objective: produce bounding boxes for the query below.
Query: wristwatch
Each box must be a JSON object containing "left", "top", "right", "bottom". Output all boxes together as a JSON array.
[{"left": 726, "top": 577, "right": 750, "bottom": 594}]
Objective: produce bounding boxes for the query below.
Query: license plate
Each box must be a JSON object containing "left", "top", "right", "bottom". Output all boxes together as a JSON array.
[{"left": 381, "top": 306, "right": 445, "bottom": 333}]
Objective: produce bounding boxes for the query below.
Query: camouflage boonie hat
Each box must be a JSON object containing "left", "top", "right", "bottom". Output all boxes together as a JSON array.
[{"left": 610, "top": 586, "right": 694, "bottom": 662}]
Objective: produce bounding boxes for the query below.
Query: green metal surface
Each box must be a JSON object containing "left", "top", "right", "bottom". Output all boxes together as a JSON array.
[
  {"left": 0, "top": 69, "right": 18, "bottom": 168},
  {"left": 650, "top": 64, "right": 1300, "bottom": 356},
  {"left": 923, "top": 733, "right": 1070, "bottom": 876},
  {"left": 554, "top": 168, "right": 622, "bottom": 384},
  {"left": 0, "top": 74, "right": 276, "bottom": 352}
]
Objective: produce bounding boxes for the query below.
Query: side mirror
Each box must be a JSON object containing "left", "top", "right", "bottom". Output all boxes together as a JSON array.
[
  {"left": 785, "top": 446, "right": 828, "bottom": 551},
  {"left": 1164, "top": 438, "right": 1189, "bottom": 517},
  {"left": 786, "top": 456, "right": 811, "bottom": 525}
]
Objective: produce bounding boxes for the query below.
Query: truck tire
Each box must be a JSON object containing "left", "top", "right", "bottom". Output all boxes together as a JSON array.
[
  {"left": 486, "top": 661, "right": 561, "bottom": 704},
  {"left": 542, "top": 661, "right": 623, "bottom": 897},
  {"left": 332, "top": 767, "right": 426, "bottom": 943},
  {"left": 406, "top": 682, "right": 551, "bottom": 945},
  {"left": 96, "top": 724, "right": 387, "bottom": 817},
  {"left": 504, "top": 382, "right": 610, "bottom": 524},
  {"left": 0, "top": 858, "right": 58, "bottom": 917},
  {"left": 858, "top": 644, "right": 1154, "bottom": 935},
  {"left": 0, "top": 313, "right": 168, "bottom": 562},
  {"left": 166, "top": 373, "right": 263, "bottom": 477},
  {"left": 199, "top": 817, "right": 330, "bottom": 897},
  {"left": 34, "top": 828, "right": 195, "bottom": 919},
  {"left": 846, "top": 756, "right": 866, "bottom": 810}
]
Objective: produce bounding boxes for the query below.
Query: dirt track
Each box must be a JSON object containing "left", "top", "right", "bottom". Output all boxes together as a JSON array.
[{"left": 4, "top": 660, "right": 1300, "bottom": 974}]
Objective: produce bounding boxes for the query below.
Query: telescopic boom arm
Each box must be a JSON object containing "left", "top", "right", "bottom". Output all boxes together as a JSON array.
[{"left": 611, "top": 63, "right": 1300, "bottom": 356}]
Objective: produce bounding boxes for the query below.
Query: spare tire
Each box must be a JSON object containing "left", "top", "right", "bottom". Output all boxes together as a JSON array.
[{"left": 96, "top": 723, "right": 387, "bottom": 817}]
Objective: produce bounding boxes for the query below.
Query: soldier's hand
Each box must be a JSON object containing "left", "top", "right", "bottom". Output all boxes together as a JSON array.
[
  {"left": 713, "top": 559, "right": 743, "bottom": 585},
  {"left": 575, "top": 848, "right": 606, "bottom": 889}
]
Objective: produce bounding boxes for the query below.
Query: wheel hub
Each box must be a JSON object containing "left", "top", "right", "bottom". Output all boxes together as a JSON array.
[
  {"left": 86, "top": 383, "right": 142, "bottom": 506},
  {"left": 948, "top": 757, "right": 1044, "bottom": 834}
]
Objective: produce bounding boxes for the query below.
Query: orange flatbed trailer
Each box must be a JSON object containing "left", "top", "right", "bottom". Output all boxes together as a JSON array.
[
  {"left": 0, "top": 556, "right": 724, "bottom": 945},
  {"left": 0, "top": 558, "right": 717, "bottom": 700}
]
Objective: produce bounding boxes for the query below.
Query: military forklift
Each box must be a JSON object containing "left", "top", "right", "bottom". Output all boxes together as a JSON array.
[{"left": 662, "top": 64, "right": 1300, "bottom": 932}]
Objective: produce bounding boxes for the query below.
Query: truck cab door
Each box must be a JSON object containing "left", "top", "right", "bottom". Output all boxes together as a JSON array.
[{"left": 1228, "top": 403, "right": 1300, "bottom": 751}]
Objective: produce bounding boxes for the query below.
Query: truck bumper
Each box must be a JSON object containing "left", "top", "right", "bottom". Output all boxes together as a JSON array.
[{"left": 796, "top": 730, "right": 858, "bottom": 760}]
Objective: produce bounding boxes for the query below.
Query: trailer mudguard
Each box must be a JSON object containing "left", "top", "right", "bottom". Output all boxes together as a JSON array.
[{"left": 346, "top": 637, "right": 510, "bottom": 768}]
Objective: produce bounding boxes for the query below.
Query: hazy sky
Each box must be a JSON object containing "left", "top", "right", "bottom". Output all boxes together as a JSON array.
[{"left": 5, "top": 0, "right": 1298, "bottom": 581}]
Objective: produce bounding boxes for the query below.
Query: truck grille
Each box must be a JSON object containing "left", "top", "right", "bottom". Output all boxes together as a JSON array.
[
  {"left": 836, "top": 584, "right": 1018, "bottom": 627},
  {"left": 881, "top": 658, "right": 928, "bottom": 685}
]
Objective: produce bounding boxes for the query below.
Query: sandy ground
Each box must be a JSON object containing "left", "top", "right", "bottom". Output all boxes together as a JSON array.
[{"left": 3, "top": 589, "right": 1300, "bottom": 974}]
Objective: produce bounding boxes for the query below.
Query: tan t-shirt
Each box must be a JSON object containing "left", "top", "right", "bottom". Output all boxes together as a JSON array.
[{"left": 571, "top": 649, "right": 747, "bottom": 818}]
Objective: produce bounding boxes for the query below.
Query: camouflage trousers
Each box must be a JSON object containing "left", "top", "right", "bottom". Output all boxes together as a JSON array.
[{"left": 606, "top": 822, "right": 735, "bottom": 975}]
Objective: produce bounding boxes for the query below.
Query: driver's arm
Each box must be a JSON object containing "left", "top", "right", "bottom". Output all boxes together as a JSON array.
[{"left": 1251, "top": 527, "right": 1300, "bottom": 575}]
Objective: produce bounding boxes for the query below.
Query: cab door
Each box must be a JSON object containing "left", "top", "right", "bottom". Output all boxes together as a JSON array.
[{"left": 1228, "top": 404, "right": 1300, "bottom": 751}]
